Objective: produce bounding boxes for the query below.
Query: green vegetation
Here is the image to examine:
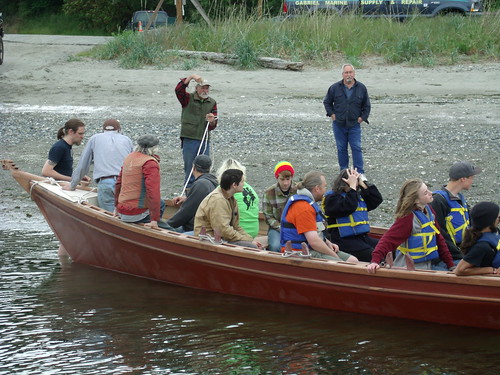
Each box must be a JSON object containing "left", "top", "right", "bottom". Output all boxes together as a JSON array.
[{"left": 91, "top": 13, "right": 499, "bottom": 69}]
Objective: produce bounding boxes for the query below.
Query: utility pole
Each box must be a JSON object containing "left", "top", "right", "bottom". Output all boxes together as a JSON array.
[{"left": 176, "top": 0, "right": 183, "bottom": 24}]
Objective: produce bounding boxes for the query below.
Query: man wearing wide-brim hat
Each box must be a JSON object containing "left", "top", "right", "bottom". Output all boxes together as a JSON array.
[{"left": 175, "top": 73, "right": 218, "bottom": 189}]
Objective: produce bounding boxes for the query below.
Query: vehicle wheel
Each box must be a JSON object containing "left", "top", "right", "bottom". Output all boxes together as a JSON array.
[{"left": 0, "top": 37, "right": 3, "bottom": 65}]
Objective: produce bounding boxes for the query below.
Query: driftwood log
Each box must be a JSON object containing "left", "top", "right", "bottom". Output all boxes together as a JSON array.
[{"left": 167, "top": 49, "right": 304, "bottom": 71}]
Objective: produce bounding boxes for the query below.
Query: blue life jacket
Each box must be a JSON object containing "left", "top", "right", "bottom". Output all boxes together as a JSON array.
[
  {"left": 323, "top": 190, "right": 370, "bottom": 238},
  {"left": 396, "top": 206, "right": 440, "bottom": 263},
  {"left": 280, "top": 194, "right": 324, "bottom": 251},
  {"left": 433, "top": 190, "right": 469, "bottom": 245},
  {"left": 478, "top": 232, "right": 500, "bottom": 268}
]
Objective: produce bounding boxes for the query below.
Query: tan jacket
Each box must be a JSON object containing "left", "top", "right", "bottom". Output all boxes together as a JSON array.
[{"left": 194, "top": 187, "right": 253, "bottom": 242}]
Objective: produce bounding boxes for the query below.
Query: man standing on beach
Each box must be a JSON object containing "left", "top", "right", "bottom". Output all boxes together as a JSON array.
[
  {"left": 175, "top": 73, "right": 218, "bottom": 189},
  {"left": 323, "top": 64, "right": 371, "bottom": 180},
  {"left": 65, "top": 119, "right": 134, "bottom": 212}
]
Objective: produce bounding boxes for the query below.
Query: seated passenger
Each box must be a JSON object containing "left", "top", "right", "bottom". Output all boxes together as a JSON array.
[
  {"left": 114, "top": 135, "right": 170, "bottom": 229},
  {"left": 455, "top": 202, "right": 500, "bottom": 276},
  {"left": 367, "top": 178, "right": 455, "bottom": 274},
  {"left": 323, "top": 167, "right": 383, "bottom": 262},
  {"left": 194, "top": 169, "right": 262, "bottom": 249},
  {"left": 167, "top": 155, "right": 218, "bottom": 233},
  {"left": 216, "top": 159, "right": 260, "bottom": 238},
  {"left": 280, "top": 171, "right": 358, "bottom": 263},
  {"left": 262, "top": 161, "right": 297, "bottom": 252}
]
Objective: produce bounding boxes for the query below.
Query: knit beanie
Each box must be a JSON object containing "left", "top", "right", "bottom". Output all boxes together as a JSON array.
[
  {"left": 274, "top": 161, "right": 295, "bottom": 178},
  {"left": 470, "top": 202, "right": 499, "bottom": 230}
]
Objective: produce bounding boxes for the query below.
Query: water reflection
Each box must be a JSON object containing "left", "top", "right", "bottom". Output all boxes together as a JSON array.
[{"left": 1, "top": 231, "right": 500, "bottom": 374}]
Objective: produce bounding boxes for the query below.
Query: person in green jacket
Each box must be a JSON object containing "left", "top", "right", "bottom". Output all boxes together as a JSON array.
[{"left": 216, "top": 159, "right": 260, "bottom": 238}]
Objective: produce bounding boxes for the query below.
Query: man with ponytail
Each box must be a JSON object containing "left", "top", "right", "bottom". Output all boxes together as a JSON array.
[{"left": 42, "top": 118, "right": 89, "bottom": 182}]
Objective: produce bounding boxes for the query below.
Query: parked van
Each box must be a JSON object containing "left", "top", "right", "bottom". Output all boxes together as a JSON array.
[{"left": 283, "top": 0, "right": 482, "bottom": 18}]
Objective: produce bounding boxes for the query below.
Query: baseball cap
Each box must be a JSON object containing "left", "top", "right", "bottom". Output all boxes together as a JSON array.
[
  {"left": 196, "top": 79, "right": 211, "bottom": 87},
  {"left": 103, "top": 119, "right": 120, "bottom": 131},
  {"left": 449, "top": 161, "right": 482, "bottom": 180},
  {"left": 193, "top": 155, "right": 212, "bottom": 173},
  {"left": 470, "top": 202, "right": 499, "bottom": 230}
]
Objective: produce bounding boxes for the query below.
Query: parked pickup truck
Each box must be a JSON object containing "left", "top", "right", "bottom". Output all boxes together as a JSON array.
[
  {"left": 126, "top": 10, "right": 175, "bottom": 31},
  {"left": 283, "top": 0, "right": 483, "bottom": 18}
]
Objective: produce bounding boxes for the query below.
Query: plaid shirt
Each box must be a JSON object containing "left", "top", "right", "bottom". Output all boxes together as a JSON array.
[{"left": 261, "top": 182, "right": 297, "bottom": 231}]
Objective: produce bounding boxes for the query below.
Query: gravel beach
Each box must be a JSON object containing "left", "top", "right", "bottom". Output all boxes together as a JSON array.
[{"left": 0, "top": 34, "right": 498, "bottom": 227}]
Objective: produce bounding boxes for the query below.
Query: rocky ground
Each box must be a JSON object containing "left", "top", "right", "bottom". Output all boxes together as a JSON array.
[{"left": 0, "top": 34, "right": 498, "bottom": 227}]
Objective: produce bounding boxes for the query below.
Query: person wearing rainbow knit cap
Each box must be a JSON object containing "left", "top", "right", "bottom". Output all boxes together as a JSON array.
[{"left": 262, "top": 161, "right": 297, "bottom": 252}]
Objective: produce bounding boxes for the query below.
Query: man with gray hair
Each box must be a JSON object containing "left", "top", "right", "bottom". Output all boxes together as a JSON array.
[
  {"left": 280, "top": 171, "right": 358, "bottom": 262},
  {"left": 65, "top": 118, "right": 133, "bottom": 212},
  {"left": 175, "top": 73, "right": 218, "bottom": 189},
  {"left": 323, "top": 64, "right": 371, "bottom": 180},
  {"left": 167, "top": 154, "right": 218, "bottom": 233},
  {"left": 114, "top": 134, "right": 168, "bottom": 229}
]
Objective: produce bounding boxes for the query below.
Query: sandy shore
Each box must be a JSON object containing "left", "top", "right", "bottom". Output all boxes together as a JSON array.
[{"left": 1, "top": 34, "right": 498, "bottom": 226}]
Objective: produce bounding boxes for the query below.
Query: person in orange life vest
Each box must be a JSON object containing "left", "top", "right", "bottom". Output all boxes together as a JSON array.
[
  {"left": 280, "top": 171, "right": 358, "bottom": 263},
  {"left": 455, "top": 202, "right": 500, "bottom": 276},
  {"left": 367, "top": 178, "right": 455, "bottom": 274},
  {"left": 114, "top": 134, "right": 169, "bottom": 230},
  {"left": 323, "top": 167, "right": 383, "bottom": 262}
]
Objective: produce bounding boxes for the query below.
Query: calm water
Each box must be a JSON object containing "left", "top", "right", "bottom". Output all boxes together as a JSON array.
[{"left": 1, "top": 198, "right": 500, "bottom": 374}]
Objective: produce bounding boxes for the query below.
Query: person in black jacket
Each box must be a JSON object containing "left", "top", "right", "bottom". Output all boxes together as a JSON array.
[
  {"left": 322, "top": 168, "right": 383, "bottom": 262},
  {"left": 323, "top": 64, "right": 371, "bottom": 180},
  {"left": 167, "top": 155, "right": 218, "bottom": 233}
]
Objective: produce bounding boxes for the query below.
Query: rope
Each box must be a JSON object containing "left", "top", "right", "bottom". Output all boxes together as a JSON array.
[
  {"left": 198, "top": 233, "right": 224, "bottom": 245},
  {"left": 282, "top": 249, "right": 311, "bottom": 259}
]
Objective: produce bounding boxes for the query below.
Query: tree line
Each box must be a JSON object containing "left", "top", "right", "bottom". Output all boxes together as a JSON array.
[{"left": 0, "top": 0, "right": 286, "bottom": 34}]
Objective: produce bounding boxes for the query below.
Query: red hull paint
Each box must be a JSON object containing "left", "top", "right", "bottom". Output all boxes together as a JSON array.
[{"left": 3, "top": 162, "right": 500, "bottom": 330}]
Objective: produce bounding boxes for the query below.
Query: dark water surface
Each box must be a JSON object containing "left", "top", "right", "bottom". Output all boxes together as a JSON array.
[{"left": 1, "top": 223, "right": 500, "bottom": 374}]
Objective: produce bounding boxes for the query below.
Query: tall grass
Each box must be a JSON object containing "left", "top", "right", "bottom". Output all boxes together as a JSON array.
[
  {"left": 9, "top": 13, "right": 108, "bottom": 36},
  {"left": 91, "top": 12, "right": 500, "bottom": 69}
]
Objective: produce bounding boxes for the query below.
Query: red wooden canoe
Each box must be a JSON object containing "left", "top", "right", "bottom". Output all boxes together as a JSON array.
[{"left": 3, "top": 160, "right": 500, "bottom": 330}]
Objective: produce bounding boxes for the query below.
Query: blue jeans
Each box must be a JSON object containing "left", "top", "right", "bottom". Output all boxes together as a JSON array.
[
  {"left": 268, "top": 228, "right": 281, "bottom": 252},
  {"left": 182, "top": 138, "right": 210, "bottom": 188},
  {"left": 97, "top": 177, "right": 116, "bottom": 212},
  {"left": 431, "top": 259, "right": 461, "bottom": 271},
  {"left": 332, "top": 121, "right": 364, "bottom": 174}
]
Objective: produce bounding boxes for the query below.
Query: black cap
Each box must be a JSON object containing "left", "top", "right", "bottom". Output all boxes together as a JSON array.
[
  {"left": 470, "top": 202, "right": 499, "bottom": 230},
  {"left": 449, "top": 161, "right": 482, "bottom": 180},
  {"left": 137, "top": 134, "right": 159, "bottom": 148},
  {"left": 193, "top": 155, "right": 212, "bottom": 173}
]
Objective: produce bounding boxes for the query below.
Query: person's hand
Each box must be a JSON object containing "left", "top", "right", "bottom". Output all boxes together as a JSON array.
[
  {"left": 342, "top": 168, "right": 359, "bottom": 190},
  {"left": 206, "top": 113, "right": 216, "bottom": 123},
  {"left": 112, "top": 208, "right": 118, "bottom": 217},
  {"left": 172, "top": 196, "right": 186, "bottom": 206},
  {"left": 191, "top": 74, "right": 202, "bottom": 83},
  {"left": 449, "top": 266, "right": 457, "bottom": 272},
  {"left": 253, "top": 240, "right": 263, "bottom": 250},
  {"left": 326, "top": 239, "right": 339, "bottom": 253},
  {"left": 61, "top": 182, "right": 73, "bottom": 191},
  {"left": 358, "top": 117, "right": 363, "bottom": 124},
  {"left": 330, "top": 114, "right": 336, "bottom": 121},
  {"left": 367, "top": 263, "right": 380, "bottom": 274},
  {"left": 144, "top": 221, "right": 159, "bottom": 229}
]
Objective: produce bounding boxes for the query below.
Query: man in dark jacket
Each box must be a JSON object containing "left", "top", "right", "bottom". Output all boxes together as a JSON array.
[
  {"left": 323, "top": 64, "right": 371, "bottom": 179},
  {"left": 167, "top": 155, "right": 218, "bottom": 233}
]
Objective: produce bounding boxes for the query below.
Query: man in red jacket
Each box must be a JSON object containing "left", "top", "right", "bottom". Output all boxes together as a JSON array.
[{"left": 115, "top": 134, "right": 169, "bottom": 229}]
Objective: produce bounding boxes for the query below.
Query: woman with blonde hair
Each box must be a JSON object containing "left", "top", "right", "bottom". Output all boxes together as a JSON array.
[
  {"left": 216, "top": 159, "right": 260, "bottom": 238},
  {"left": 367, "top": 178, "right": 455, "bottom": 274}
]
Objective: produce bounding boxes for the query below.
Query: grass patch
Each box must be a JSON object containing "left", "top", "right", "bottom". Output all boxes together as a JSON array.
[
  {"left": 8, "top": 13, "right": 107, "bottom": 36},
  {"left": 89, "top": 12, "right": 499, "bottom": 69}
]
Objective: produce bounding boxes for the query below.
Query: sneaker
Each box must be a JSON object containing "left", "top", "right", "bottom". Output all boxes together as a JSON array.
[{"left": 360, "top": 174, "right": 368, "bottom": 182}]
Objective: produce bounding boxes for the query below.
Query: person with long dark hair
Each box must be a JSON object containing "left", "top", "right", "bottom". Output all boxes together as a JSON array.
[
  {"left": 455, "top": 202, "right": 500, "bottom": 276},
  {"left": 322, "top": 168, "right": 383, "bottom": 262}
]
